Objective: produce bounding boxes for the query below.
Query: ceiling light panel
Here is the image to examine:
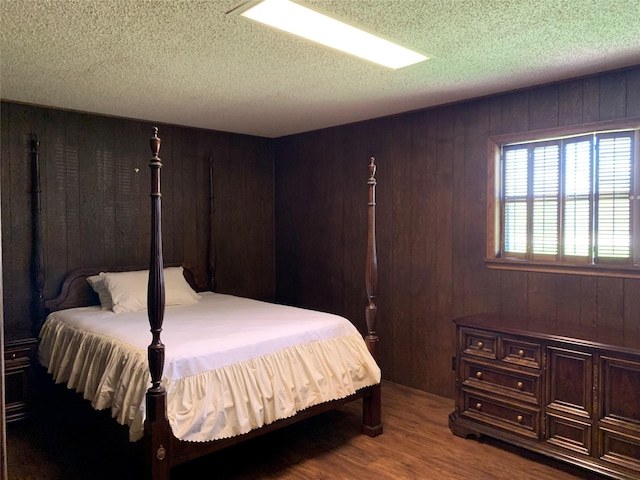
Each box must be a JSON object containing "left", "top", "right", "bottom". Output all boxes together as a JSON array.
[{"left": 235, "top": 0, "right": 428, "bottom": 69}]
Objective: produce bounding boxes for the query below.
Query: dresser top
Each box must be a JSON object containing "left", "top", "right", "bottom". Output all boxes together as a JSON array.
[{"left": 454, "top": 314, "right": 640, "bottom": 357}]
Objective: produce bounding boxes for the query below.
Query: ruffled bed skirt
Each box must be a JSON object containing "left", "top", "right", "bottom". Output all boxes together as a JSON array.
[{"left": 39, "top": 317, "right": 381, "bottom": 442}]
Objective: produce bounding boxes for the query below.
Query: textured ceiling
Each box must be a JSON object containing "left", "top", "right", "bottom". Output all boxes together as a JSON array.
[{"left": 2, "top": 0, "right": 640, "bottom": 138}]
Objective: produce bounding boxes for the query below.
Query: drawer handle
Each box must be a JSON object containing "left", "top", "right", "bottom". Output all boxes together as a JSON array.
[
  {"left": 517, "top": 415, "right": 523, "bottom": 424},
  {"left": 10, "top": 353, "right": 17, "bottom": 360},
  {"left": 518, "top": 349, "right": 525, "bottom": 357},
  {"left": 475, "top": 402, "right": 482, "bottom": 411},
  {"left": 477, "top": 341, "right": 484, "bottom": 350},
  {"left": 516, "top": 381, "right": 523, "bottom": 390},
  {"left": 475, "top": 371, "right": 483, "bottom": 380}
]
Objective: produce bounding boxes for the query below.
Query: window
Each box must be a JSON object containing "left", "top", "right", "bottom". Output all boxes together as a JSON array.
[{"left": 486, "top": 119, "right": 640, "bottom": 278}]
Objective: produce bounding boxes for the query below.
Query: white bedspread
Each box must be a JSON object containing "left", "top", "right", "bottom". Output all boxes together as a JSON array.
[{"left": 38, "top": 292, "right": 381, "bottom": 442}]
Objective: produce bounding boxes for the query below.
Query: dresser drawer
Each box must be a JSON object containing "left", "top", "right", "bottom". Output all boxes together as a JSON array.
[
  {"left": 4, "top": 343, "right": 33, "bottom": 367},
  {"left": 600, "top": 428, "right": 640, "bottom": 476},
  {"left": 461, "top": 359, "right": 541, "bottom": 405},
  {"left": 501, "top": 337, "right": 542, "bottom": 369},
  {"left": 461, "top": 328, "right": 497, "bottom": 360},
  {"left": 461, "top": 390, "right": 541, "bottom": 440},
  {"left": 546, "top": 412, "right": 593, "bottom": 455}
]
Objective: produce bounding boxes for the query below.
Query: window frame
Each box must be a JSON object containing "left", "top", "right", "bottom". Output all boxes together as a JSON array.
[{"left": 486, "top": 117, "right": 640, "bottom": 279}]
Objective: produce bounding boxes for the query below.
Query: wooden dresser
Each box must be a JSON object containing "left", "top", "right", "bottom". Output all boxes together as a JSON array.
[{"left": 449, "top": 315, "right": 640, "bottom": 480}]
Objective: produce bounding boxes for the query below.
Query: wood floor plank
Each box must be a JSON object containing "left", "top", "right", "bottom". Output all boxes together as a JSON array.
[{"left": 8, "top": 381, "right": 605, "bottom": 479}]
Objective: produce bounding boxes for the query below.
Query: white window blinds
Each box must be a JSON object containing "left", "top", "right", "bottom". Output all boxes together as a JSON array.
[
  {"left": 564, "top": 139, "right": 592, "bottom": 257},
  {"left": 501, "top": 129, "right": 636, "bottom": 266},
  {"left": 532, "top": 144, "right": 559, "bottom": 257},
  {"left": 504, "top": 148, "right": 528, "bottom": 254},
  {"left": 595, "top": 133, "right": 632, "bottom": 260}
]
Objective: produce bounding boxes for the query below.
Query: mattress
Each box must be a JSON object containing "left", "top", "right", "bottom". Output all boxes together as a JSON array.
[{"left": 39, "top": 292, "right": 381, "bottom": 442}]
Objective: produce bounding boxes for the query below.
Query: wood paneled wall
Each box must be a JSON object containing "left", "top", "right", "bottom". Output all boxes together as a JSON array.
[
  {"left": 1, "top": 102, "right": 275, "bottom": 342},
  {"left": 274, "top": 66, "right": 640, "bottom": 398}
]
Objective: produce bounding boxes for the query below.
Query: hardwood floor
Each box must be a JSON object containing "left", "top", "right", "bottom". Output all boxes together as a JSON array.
[{"left": 7, "top": 381, "right": 605, "bottom": 479}]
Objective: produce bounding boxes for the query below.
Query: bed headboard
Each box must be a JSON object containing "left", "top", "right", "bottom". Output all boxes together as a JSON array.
[
  {"left": 32, "top": 129, "right": 217, "bottom": 328},
  {"left": 43, "top": 264, "right": 205, "bottom": 314}
]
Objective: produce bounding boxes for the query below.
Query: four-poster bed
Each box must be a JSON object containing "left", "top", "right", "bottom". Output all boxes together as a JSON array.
[{"left": 36, "top": 127, "right": 383, "bottom": 479}]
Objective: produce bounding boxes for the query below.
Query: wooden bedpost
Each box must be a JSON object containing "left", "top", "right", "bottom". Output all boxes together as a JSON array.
[
  {"left": 208, "top": 156, "right": 216, "bottom": 292},
  {"left": 364, "top": 157, "right": 379, "bottom": 357},
  {"left": 144, "top": 127, "right": 171, "bottom": 480},
  {"left": 362, "top": 156, "right": 382, "bottom": 437},
  {"left": 31, "top": 135, "right": 46, "bottom": 335}
]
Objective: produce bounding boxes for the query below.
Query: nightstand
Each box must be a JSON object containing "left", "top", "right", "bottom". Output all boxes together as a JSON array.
[{"left": 4, "top": 338, "right": 38, "bottom": 423}]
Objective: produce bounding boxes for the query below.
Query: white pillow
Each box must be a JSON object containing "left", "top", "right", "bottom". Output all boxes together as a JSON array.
[
  {"left": 164, "top": 266, "right": 201, "bottom": 305},
  {"left": 86, "top": 273, "right": 112, "bottom": 310},
  {"left": 102, "top": 266, "right": 201, "bottom": 314}
]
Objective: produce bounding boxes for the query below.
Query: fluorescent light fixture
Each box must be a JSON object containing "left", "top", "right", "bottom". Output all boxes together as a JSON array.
[{"left": 235, "top": 0, "right": 428, "bottom": 69}]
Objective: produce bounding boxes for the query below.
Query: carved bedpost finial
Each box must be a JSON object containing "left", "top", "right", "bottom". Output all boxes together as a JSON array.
[
  {"left": 369, "top": 156, "right": 376, "bottom": 181},
  {"left": 150, "top": 126, "right": 161, "bottom": 159}
]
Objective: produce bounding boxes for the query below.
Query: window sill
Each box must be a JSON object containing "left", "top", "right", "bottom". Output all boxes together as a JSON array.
[{"left": 484, "top": 258, "right": 640, "bottom": 279}]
